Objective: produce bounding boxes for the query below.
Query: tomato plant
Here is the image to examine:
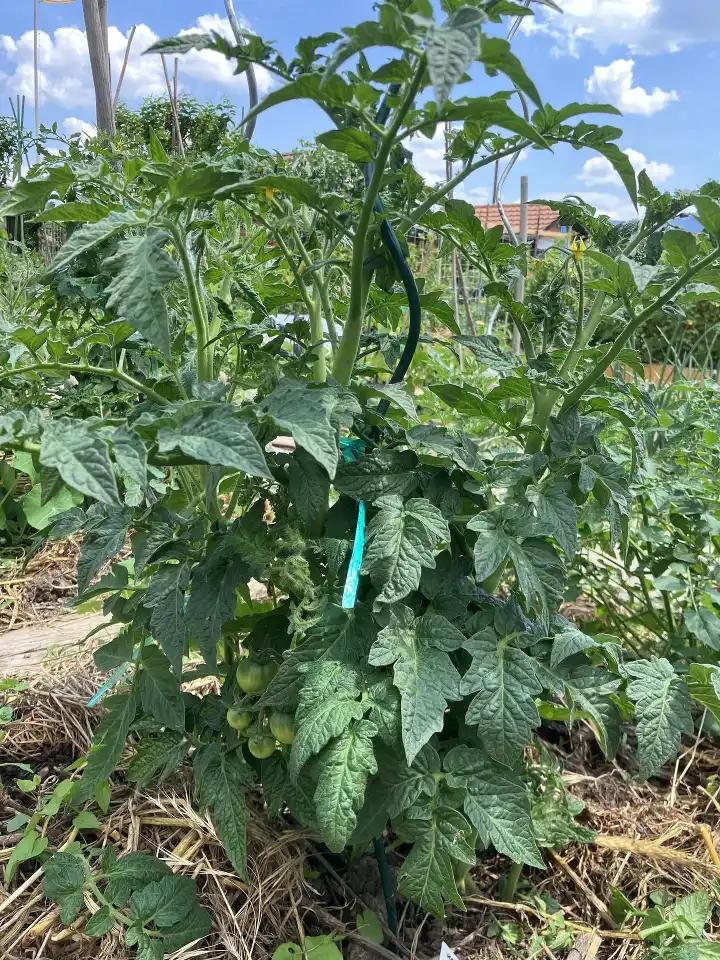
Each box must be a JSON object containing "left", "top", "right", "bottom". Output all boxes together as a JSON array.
[{"left": 2, "top": 0, "right": 720, "bottom": 924}]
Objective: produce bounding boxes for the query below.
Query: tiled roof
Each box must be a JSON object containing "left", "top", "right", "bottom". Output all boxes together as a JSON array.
[{"left": 474, "top": 203, "right": 561, "bottom": 234}]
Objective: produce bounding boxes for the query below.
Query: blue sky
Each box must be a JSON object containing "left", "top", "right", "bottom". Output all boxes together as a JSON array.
[{"left": 1, "top": 1, "right": 719, "bottom": 220}]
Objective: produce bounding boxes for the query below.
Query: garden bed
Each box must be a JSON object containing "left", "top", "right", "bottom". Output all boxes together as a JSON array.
[{"left": 2, "top": 654, "right": 720, "bottom": 960}]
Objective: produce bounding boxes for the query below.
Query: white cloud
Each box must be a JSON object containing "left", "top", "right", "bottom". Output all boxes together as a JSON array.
[
  {"left": 521, "top": 0, "right": 720, "bottom": 56},
  {"left": 0, "top": 15, "right": 271, "bottom": 113},
  {"left": 586, "top": 60, "right": 677, "bottom": 116},
  {"left": 580, "top": 147, "right": 674, "bottom": 187},
  {"left": 455, "top": 183, "right": 490, "bottom": 206},
  {"left": 408, "top": 130, "right": 449, "bottom": 185},
  {"left": 62, "top": 117, "right": 96, "bottom": 140},
  {"left": 544, "top": 189, "right": 637, "bottom": 222}
]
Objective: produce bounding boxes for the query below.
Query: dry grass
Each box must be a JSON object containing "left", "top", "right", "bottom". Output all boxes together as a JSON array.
[
  {"left": 0, "top": 538, "right": 81, "bottom": 633},
  {"left": 0, "top": 657, "right": 313, "bottom": 960},
  {"left": 2, "top": 657, "right": 720, "bottom": 960}
]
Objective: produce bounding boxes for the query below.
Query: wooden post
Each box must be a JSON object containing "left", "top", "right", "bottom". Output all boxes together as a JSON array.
[
  {"left": 33, "top": 0, "right": 40, "bottom": 158},
  {"left": 113, "top": 24, "right": 136, "bottom": 116},
  {"left": 82, "top": 0, "right": 116, "bottom": 134},
  {"left": 161, "top": 54, "right": 185, "bottom": 156},
  {"left": 445, "top": 122, "right": 461, "bottom": 342},
  {"left": 512, "top": 174, "right": 529, "bottom": 354}
]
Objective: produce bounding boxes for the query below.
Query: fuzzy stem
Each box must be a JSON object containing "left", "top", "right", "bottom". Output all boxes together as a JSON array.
[
  {"left": 332, "top": 60, "right": 426, "bottom": 386},
  {"left": 561, "top": 246, "right": 720, "bottom": 412},
  {"left": 0, "top": 363, "right": 168, "bottom": 406}
]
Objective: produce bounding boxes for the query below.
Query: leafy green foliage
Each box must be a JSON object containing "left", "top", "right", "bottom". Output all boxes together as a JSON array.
[
  {"left": 0, "top": 0, "right": 716, "bottom": 922},
  {"left": 42, "top": 849, "right": 210, "bottom": 956}
]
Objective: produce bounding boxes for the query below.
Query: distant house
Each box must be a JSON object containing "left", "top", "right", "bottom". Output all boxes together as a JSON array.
[{"left": 474, "top": 203, "right": 566, "bottom": 255}]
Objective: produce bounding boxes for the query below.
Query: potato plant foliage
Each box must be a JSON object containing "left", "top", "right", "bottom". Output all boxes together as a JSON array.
[{"left": 3, "top": 0, "right": 720, "bottom": 920}]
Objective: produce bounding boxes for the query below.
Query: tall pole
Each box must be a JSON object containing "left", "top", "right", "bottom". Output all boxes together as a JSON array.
[
  {"left": 33, "top": 0, "right": 40, "bottom": 158},
  {"left": 512, "top": 174, "right": 529, "bottom": 354}
]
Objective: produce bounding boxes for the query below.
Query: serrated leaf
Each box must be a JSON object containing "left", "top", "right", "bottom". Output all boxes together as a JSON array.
[
  {"left": 160, "top": 903, "right": 212, "bottom": 952},
  {"left": 47, "top": 211, "right": 139, "bottom": 274},
  {"left": 454, "top": 334, "right": 520, "bottom": 372},
  {"left": 288, "top": 448, "right": 331, "bottom": 528},
  {"left": 315, "top": 719, "right": 378, "bottom": 852},
  {"left": 128, "top": 731, "right": 188, "bottom": 788},
  {"left": 194, "top": 742, "right": 253, "bottom": 880},
  {"left": 460, "top": 633, "right": 542, "bottom": 765},
  {"left": 158, "top": 406, "right": 271, "bottom": 479},
  {"left": 397, "top": 806, "right": 475, "bottom": 918},
  {"left": 76, "top": 508, "right": 132, "bottom": 594},
  {"left": 626, "top": 659, "right": 693, "bottom": 778},
  {"left": 551, "top": 623, "right": 599, "bottom": 667},
  {"left": 687, "top": 664, "right": 720, "bottom": 723},
  {"left": 186, "top": 540, "right": 250, "bottom": 667},
  {"left": 427, "top": 23, "right": 478, "bottom": 108},
  {"left": 104, "top": 228, "right": 180, "bottom": 359},
  {"left": 289, "top": 661, "right": 364, "bottom": 779},
  {"left": 363, "top": 496, "right": 450, "bottom": 606},
  {"left": 370, "top": 605, "right": 461, "bottom": 764},
  {"left": 479, "top": 36, "right": 541, "bottom": 106},
  {"left": 75, "top": 691, "right": 137, "bottom": 803},
  {"left": 378, "top": 743, "right": 439, "bottom": 818},
  {"left": 85, "top": 905, "right": 116, "bottom": 937},
  {"left": 130, "top": 874, "right": 197, "bottom": 928},
  {"left": 41, "top": 851, "right": 85, "bottom": 901},
  {"left": 258, "top": 604, "right": 375, "bottom": 711},
  {"left": 138, "top": 645, "right": 185, "bottom": 731},
  {"left": 555, "top": 661, "right": 621, "bottom": 758},
  {"left": 259, "top": 379, "right": 357, "bottom": 480},
  {"left": 101, "top": 849, "right": 172, "bottom": 907},
  {"left": 527, "top": 481, "right": 578, "bottom": 559},
  {"left": 316, "top": 128, "right": 376, "bottom": 163},
  {"left": 444, "top": 745, "right": 543, "bottom": 868},
  {"left": 112, "top": 427, "right": 148, "bottom": 487},
  {"left": 685, "top": 607, "right": 720, "bottom": 651},
  {"left": 334, "top": 449, "right": 419, "bottom": 502},
  {"left": 144, "top": 563, "right": 190, "bottom": 676},
  {"left": 40, "top": 421, "right": 119, "bottom": 506}
]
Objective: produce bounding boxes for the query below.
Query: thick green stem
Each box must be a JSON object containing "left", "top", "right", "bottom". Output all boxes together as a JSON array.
[
  {"left": 169, "top": 225, "right": 213, "bottom": 382},
  {"left": 502, "top": 861, "right": 524, "bottom": 902},
  {"left": 332, "top": 60, "right": 426, "bottom": 386},
  {"left": 559, "top": 262, "right": 584, "bottom": 378},
  {"left": 560, "top": 247, "right": 720, "bottom": 413},
  {"left": 0, "top": 363, "right": 169, "bottom": 406},
  {"left": 309, "top": 286, "right": 327, "bottom": 384}
]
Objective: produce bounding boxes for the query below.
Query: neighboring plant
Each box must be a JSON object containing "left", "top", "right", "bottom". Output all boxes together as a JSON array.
[
  {"left": 612, "top": 889, "right": 720, "bottom": 959},
  {"left": 1, "top": 0, "right": 720, "bottom": 922},
  {"left": 115, "top": 94, "right": 242, "bottom": 156},
  {"left": 42, "top": 850, "right": 210, "bottom": 958},
  {"left": 272, "top": 935, "right": 343, "bottom": 959}
]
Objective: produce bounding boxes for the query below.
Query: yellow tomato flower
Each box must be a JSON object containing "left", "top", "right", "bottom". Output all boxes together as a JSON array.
[
  {"left": 571, "top": 235, "right": 586, "bottom": 263},
  {"left": 264, "top": 187, "right": 275, "bottom": 202}
]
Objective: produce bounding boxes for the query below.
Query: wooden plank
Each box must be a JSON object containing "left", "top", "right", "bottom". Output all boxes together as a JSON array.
[{"left": 0, "top": 614, "right": 120, "bottom": 674}]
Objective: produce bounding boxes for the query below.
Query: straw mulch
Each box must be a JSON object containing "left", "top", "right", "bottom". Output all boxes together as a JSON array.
[
  {"left": 0, "top": 538, "right": 81, "bottom": 633},
  {"left": 2, "top": 657, "right": 720, "bottom": 960}
]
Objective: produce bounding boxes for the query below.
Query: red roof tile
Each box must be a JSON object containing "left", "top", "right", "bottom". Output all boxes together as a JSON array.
[{"left": 474, "top": 203, "right": 561, "bottom": 234}]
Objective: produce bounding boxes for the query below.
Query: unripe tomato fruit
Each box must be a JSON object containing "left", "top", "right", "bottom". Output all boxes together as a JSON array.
[
  {"left": 248, "top": 734, "right": 276, "bottom": 759},
  {"left": 262, "top": 661, "right": 279, "bottom": 685},
  {"left": 236, "top": 659, "right": 267, "bottom": 694},
  {"left": 226, "top": 708, "right": 253, "bottom": 731},
  {"left": 270, "top": 711, "right": 295, "bottom": 745}
]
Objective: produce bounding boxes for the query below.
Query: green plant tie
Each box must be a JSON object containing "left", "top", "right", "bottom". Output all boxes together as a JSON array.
[{"left": 340, "top": 438, "right": 366, "bottom": 610}]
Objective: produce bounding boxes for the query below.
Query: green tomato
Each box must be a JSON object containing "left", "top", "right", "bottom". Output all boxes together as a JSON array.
[
  {"left": 236, "top": 659, "right": 267, "bottom": 694},
  {"left": 269, "top": 711, "right": 295, "bottom": 745},
  {"left": 248, "top": 734, "right": 276, "bottom": 759},
  {"left": 262, "top": 661, "right": 279, "bottom": 686},
  {"left": 226, "top": 708, "right": 253, "bottom": 731}
]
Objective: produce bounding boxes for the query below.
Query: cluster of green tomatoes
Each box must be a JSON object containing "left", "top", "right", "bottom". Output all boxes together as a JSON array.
[{"left": 226, "top": 657, "right": 295, "bottom": 759}]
